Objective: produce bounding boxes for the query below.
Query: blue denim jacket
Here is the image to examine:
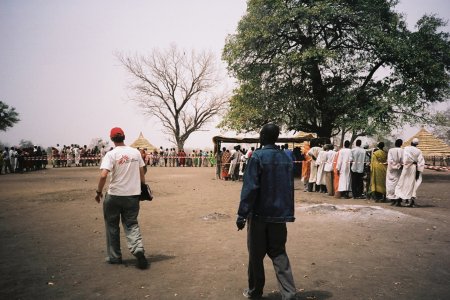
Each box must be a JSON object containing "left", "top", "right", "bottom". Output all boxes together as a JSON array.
[{"left": 238, "top": 144, "right": 295, "bottom": 223}]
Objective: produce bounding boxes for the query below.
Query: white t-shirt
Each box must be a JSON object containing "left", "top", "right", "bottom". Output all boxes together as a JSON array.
[{"left": 100, "top": 146, "right": 145, "bottom": 196}]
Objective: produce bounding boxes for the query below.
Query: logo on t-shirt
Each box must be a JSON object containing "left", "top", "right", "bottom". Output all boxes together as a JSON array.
[
  {"left": 117, "top": 155, "right": 139, "bottom": 165},
  {"left": 117, "top": 155, "right": 131, "bottom": 165}
]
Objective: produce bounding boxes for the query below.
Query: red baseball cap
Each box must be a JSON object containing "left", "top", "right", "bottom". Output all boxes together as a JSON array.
[{"left": 110, "top": 127, "right": 125, "bottom": 138}]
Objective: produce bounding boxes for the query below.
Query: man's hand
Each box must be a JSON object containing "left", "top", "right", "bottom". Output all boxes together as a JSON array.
[
  {"left": 95, "top": 191, "right": 103, "bottom": 203},
  {"left": 236, "top": 216, "right": 246, "bottom": 231}
]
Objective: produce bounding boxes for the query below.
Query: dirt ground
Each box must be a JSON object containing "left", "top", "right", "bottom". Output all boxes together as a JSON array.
[{"left": 0, "top": 167, "right": 449, "bottom": 300}]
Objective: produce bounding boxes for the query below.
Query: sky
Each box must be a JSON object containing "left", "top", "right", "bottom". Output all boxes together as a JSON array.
[{"left": 1, "top": 0, "right": 449, "bottom": 149}]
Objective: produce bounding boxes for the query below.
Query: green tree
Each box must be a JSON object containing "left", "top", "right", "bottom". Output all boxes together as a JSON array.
[
  {"left": 0, "top": 101, "right": 20, "bottom": 131},
  {"left": 221, "top": 0, "right": 450, "bottom": 141}
]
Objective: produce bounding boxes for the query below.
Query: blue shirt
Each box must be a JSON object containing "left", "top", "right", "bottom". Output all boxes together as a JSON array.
[{"left": 238, "top": 144, "right": 295, "bottom": 223}]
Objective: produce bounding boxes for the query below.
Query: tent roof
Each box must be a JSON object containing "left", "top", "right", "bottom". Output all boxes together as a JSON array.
[
  {"left": 130, "top": 132, "right": 157, "bottom": 151},
  {"left": 402, "top": 128, "right": 450, "bottom": 156}
]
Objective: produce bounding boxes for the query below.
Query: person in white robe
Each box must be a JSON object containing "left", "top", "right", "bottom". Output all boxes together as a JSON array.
[
  {"left": 73, "top": 145, "right": 81, "bottom": 167},
  {"left": 307, "top": 142, "right": 322, "bottom": 192},
  {"left": 315, "top": 145, "right": 328, "bottom": 193},
  {"left": 395, "top": 138, "right": 425, "bottom": 207},
  {"left": 336, "top": 140, "right": 352, "bottom": 198},
  {"left": 386, "top": 139, "right": 404, "bottom": 206}
]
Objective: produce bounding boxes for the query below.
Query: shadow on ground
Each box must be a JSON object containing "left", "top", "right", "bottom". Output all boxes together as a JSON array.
[{"left": 265, "top": 290, "right": 332, "bottom": 300}]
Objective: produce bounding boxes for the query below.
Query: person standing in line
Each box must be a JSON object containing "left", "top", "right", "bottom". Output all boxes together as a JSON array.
[
  {"left": 336, "top": 140, "right": 352, "bottom": 198},
  {"left": 192, "top": 150, "right": 198, "bottom": 167},
  {"left": 167, "top": 148, "right": 173, "bottom": 167},
  {"left": 209, "top": 150, "right": 216, "bottom": 167},
  {"left": 9, "top": 147, "right": 17, "bottom": 173},
  {"left": 363, "top": 143, "right": 372, "bottom": 198},
  {"left": 2, "top": 147, "right": 12, "bottom": 174},
  {"left": 236, "top": 123, "right": 297, "bottom": 300},
  {"left": 216, "top": 148, "right": 223, "bottom": 178},
  {"left": 221, "top": 148, "right": 231, "bottom": 180},
  {"left": 292, "top": 146, "right": 303, "bottom": 178},
  {"left": 395, "top": 138, "right": 425, "bottom": 207},
  {"left": 139, "top": 148, "right": 148, "bottom": 174},
  {"left": 163, "top": 148, "right": 169, "bottom": 167},
  {"left": 301, "top": 142, "right": 311, "bottom": 192},
  {"left": 370, "top": 142, "right": 388, "bottom": 202},
  {"left": 386, "top": 139, "right": 404, "bottom": 206},
  {"left": 66, "top": 145, "right": 73, "bottom": 167},
  {"left": 307, "top": 141, "right": 322, "bottom": 192},
  {"left": 332, "top": 146, "right": 341, "bottom": 198},
  {"left": 324, "top": 144, "right": 336, "bottom": 196},
  {"left": 229, "top": 145, "right": 242, "bottom": 181},
  {"left": 74, "top": 145, "right": 81, "bottom": 167},
  {"left": 178, "top": 149, "right": 186, "bottom": 167},
  {"left": 315, "top": 144, "right": 328, "bottom": 193},
  {"left": 283, "top": 143, "right": 294, "bottom": 162},
  {"left": 95, "top": 127, "right": 149, "bottom": 269},
  {"left": 351, "top": 140, "right": 367, "bottom": 199}
]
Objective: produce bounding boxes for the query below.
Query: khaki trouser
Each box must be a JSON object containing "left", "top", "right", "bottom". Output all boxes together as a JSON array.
[
  {"left": 103, "top": 194, "right": 145, "bottom": 261},
  {"left": 325, "top": 171, "right": 334, "bottom": 196}
]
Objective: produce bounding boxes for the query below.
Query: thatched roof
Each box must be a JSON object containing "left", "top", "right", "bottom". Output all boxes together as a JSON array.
[
  {"left": 130, "top": 132, "right": 157, "bottom": 151},
  {"left": 295, "top": 131, "right": 317, "bottom": 139},
  {"left": 402, "top": 128, "right": 450, "bottom": 156}
]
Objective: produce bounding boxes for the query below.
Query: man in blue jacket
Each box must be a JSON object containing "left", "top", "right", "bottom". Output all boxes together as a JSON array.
[{"left": 236, "top": 123, "right": 297, "bottom": 300}]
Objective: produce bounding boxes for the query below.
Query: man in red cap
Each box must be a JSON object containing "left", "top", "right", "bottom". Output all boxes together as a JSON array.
[{"left": 95, "top": 127, "right": 149, "bottom": 269}]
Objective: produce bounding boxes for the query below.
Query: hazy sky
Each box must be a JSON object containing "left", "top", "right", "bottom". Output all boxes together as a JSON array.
[{"left": 1, "top": 0, "right": 449, "bottom": 148}]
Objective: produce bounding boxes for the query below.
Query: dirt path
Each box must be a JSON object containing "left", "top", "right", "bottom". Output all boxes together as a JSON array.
[{"left": 0, "top": 168, "right": 449, "bottom": 299}]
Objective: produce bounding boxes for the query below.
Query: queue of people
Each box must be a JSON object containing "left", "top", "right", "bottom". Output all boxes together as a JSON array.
[
  {"left": 218, "top": 144, "right": 303, "bottom": 182},
  {"left": 1, "top": 145, "right": 48, "bottom": 174},
  {"left": 51, "top": 144, "right": 104, "bottom": 168},
  {"left": 1, "top": 143, "right": 220, "bottom": 174},
  {"left": 301, "top": 138, "right": 425, "bottom": 207},
  {"left": 139, "top": 147, "right": 217, "bottom": 168}
]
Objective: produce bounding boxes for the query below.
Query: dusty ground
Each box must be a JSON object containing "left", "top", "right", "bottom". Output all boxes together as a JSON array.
[{"left": 0, "top": 167, "right": 449, "bottom": 300}]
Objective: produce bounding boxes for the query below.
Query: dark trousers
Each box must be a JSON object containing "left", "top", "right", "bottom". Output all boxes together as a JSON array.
[
  {"left": 351, "top": 171, "right": 364, "bottom": 198},
  {"left": 247, "top": 218, "right": 296, "bottom": 300}
]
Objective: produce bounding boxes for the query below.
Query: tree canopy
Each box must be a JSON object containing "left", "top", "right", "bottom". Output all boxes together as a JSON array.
[
  {"left": 221, "top": 0, "right": 450, "bottom": 140},
  {"left": 0, "top": 101, "right": 20, "bottom": 132}
]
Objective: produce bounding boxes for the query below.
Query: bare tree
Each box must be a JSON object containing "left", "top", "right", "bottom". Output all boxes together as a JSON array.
[{"left": 118, "top": 45, "right": 229, "bottom": 150}]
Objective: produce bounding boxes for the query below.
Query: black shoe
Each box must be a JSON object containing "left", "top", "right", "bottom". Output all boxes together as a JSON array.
[
  {"left": 105, "top": 257, "right": 122, "bottom": 264},
  {"left": 243, "top": 288, "right": 262, "bottom": 299},
  {"left": 407, "top": 199, "right": 415, "bottom": 208},
  {"left": 135, "top": 252, "right": 149, "bottom": 269}
]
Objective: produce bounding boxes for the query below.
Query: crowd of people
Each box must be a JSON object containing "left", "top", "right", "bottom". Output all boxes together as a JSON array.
[
  {"left": 216, "top": 137, "right": 425, "bottom": 208},
  {"left": 0, "top": 143, "right": 219, "bottom": 175},
  {"left": 2, "top": 138, "right": 426, "bottom": 209},
  {"left": 51, "top": 144, "right": 104, "bottom": 168},
  {"left": 218, "top": 144, "right": 301, "bottom": 181},
  {"left": 1, "top": 145, "right": 48, "bottom": 173},
  {"left": 300, "top": 138, "right": 425, "bottom": 207},
  {"left": 138, "top": 147, "right": 216, "bottom": 168}
]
